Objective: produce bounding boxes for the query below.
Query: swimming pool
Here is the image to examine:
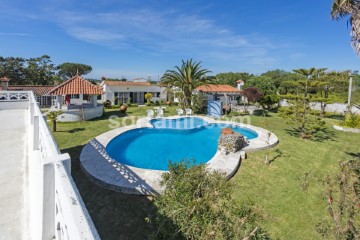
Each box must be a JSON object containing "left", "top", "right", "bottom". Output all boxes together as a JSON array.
[{"left": 106, "top": 117, "right": 258, "bottom": 171}]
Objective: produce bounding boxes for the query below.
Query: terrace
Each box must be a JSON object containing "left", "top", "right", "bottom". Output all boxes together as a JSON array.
[{"left": 0, "top": 91, "right": 99, "bottom": 239}]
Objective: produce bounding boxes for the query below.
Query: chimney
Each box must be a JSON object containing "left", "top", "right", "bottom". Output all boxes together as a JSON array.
[{"left": 0, "top": 77, "right": 10, "bottom": 91}]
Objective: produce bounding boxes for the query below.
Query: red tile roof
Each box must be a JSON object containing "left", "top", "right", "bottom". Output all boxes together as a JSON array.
[
  {"left": 197, "top": 84, "right": 241, "bottom": 93},
  {"left": 8, "top": 85, "right": 54, "bottom": 95},
  {"left": 0, "top": 77, "right": 10, "bottom": 82},
  {"left": 48, "top": 75, "right": 103, "bottom": 95},
  {"left": 103, "top": 80, "right": 151, "bottom": 86}
]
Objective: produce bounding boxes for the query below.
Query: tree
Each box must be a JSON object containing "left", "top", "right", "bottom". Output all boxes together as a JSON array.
[
  {"left": 145, "top": 92, "right": 153, "bottom": 104},
  {"left": 216, "top": 72, "right": 253, "bottom": 86},
  {"left": 279, "top": 68, "right": 327, "bottom": 139},
  {"left": 261, "top": 69, "right": 300, "bottom": 89},
  {"left": 160, "top": 59, "right": 217, "bottom": 110},
  {"left": 314, "top": 71, "right": 348, "bottom": 116},
  {"left": 150, "top": 160, "right": 269, "bottom": 240},
  {"left": 56, "top": 62, "right": 92, "bottom": 79},
  {"left": 0, "top": 55, "right": 56, "bottom": 85},
  {"left": 243, "top": 76, "right": 277, "bottom": 96},
  {"left": 47, "top": 110, "right": 63, "bottom": 132},
  {"left": 332, "top": 0, "right": 360, "bottom": 54},
  {"left": 25, "top": 55, "right": 56, "bottom": 85},
  {"left": 0, "top": 57, "right": 26, "bottom": 85},
  {"left": 243, "top": 76, "right": 278, "bottom": 109}
]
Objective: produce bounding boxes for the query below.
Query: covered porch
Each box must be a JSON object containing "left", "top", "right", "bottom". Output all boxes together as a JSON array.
[{"left": 49, "top": 75, "right": 104, "bottom": 121}]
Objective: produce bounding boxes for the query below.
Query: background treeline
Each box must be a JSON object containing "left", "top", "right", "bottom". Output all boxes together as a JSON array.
[
  {"left": 0, "top": 55, "right": 92, "bottom": 85},
  {"left": 215, "top": 70, "right": 360, "bottom": 105}
]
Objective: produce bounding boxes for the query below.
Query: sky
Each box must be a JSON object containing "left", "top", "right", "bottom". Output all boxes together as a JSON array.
[{"left": 1, "top": 0, "right": 360, "bottom": 80}]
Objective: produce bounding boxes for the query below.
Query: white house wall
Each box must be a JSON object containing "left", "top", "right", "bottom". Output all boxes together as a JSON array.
[{"left": 102, "top": 84, "right": 167, "bottom": 105}]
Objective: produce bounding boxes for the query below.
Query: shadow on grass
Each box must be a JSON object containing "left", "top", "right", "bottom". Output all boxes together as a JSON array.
[
  {"left": 88, "top": 110, "right": 128, "bottom": 121},
  {"left": 56, "top": 127, "right": 86, "bottom": 133},
  {"left": 61, "top": 144, "right": 186, "bottom": 240},
  {"left": 61, "top": 145, "right": 156, "bottom": 239},
  {"left": 285, "top": 126, "right": 337, "bottom": 142},
  {"left": 267, "top": 149, "right": 283, "bottom": 165},
  {"left": 345, "top": 152, "right": 360, "bottom": 158}
]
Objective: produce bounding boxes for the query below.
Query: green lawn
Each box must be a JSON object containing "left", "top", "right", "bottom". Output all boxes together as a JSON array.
[{"left": 51, "top": 106, "right": 360, "bottom": 240}]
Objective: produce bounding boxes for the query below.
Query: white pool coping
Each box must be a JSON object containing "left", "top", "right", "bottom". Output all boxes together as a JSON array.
[{"left": 80, "top": 115, "right": 279, "bottom": 195}]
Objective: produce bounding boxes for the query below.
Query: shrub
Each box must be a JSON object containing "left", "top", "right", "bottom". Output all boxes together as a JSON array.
[
  {"left": 145, "top": 93, "right": 153, "bottom": 104},
  {"left": 192, "top": 94, "right": 208, "bottom": 114},
  {"left": 119, "top": 105, "right": 127, "bottom": 113},
  {"left": 155, "top": 100, "right": 160, "bottom": 106},
  {"left": 145, "top": 102, "right": 153, "bottom": 107},
  {"left": 341, "top": 110, "right": 360, "bottom": 128},
  {"left": 126, "top": 98, "right": 132, "bottom": 107},
  {"left": 149, "top": 160, "right": 269, "bottom": 240},
  {"left": 103, "top": 100, "right": 111, "bottom": 108},
  {"left": 131, "top": 104, "right": 139, "bottom": 107}
]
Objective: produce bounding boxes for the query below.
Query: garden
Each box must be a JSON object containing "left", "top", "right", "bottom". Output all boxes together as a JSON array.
[{"left": 50, "top": 105, "right": 360, "bottom": 239}]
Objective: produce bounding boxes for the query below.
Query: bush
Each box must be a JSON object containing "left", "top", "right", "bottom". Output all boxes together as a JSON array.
[
  {"left": 103, "top": 100, "right": 111, "bottom": 108},
  {"left": 145, "top": 102, "right": 153, "bottom": 106},
  {"left": 126, "top": 98, "right": 132, "bottom": 107},
  {"left": 149, "top": 160, "right": 269, "bottom": 240},
  {"left": 119, "top": 105, "right": 127, "bottom": 113},
  {"left": 155, "top": 100, "right": 160, "bottom": 106},
  {"left": 192, "top": 94, "right": 208, "bottom": 114},
  {"left": 131, "top": 104, "right": 138, "bottom": 107},
  {"left": 341, "top": 111, "right": 360, "bottom": 128}
]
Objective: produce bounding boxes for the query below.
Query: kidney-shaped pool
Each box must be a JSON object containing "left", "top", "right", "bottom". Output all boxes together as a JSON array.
[{"left": 106, "top": 117, "right": 258, "bottom": 171}]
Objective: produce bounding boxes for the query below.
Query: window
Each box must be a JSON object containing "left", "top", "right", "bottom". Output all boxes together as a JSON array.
[{"left": 153, "top": 92, "right": 160, "bottom": 97}]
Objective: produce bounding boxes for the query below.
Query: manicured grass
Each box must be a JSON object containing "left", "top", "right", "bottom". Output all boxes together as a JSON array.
[{"left": 50, "top": 107, "right": 360, "bottom": 240}]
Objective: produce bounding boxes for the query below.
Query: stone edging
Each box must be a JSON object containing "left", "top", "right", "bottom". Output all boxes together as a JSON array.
[
  {"left": 333, "top": 125, "right": 360, "bottom": 133},
  {"left": 80, "top": 116, "right": 279, "bottom": 195}
]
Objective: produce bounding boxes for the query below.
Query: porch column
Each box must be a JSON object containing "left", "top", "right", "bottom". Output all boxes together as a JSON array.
[
  {"left": 56, "top": 95, "right": 63, "bottom": 109},
  {"left": 91, "top": 95, "right": 97, "bottom": 107}
]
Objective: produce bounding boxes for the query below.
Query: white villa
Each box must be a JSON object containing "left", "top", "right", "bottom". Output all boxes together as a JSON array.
[
  {"left": 100, "top": 79, "right": 167, "bottom": 105},
  {"left": 196, "top": 84, "right": 243, "bottom": 105}
]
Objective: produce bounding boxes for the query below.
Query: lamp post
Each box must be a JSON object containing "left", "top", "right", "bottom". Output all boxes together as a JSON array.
[{"left": 348, "top": 70, "right": 358, "bottom": 106}]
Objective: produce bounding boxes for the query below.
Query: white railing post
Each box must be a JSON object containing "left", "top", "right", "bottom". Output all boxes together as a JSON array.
[
  {"left": 42, "top": 162, "right": 55, "bottom": 240},
  {"left": 30, "top": 102, "right": 34, "bottom": 125},
  {"left": 42, "top": 154, "right": 70, "bottom": 240},
  {"left": 33, "top": 116, "right": 39, "bottom": 150}
]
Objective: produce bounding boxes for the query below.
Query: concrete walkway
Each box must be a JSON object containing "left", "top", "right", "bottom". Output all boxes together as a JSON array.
[{"left": 0, "top": 109, "right": 27, "bottom": 240}]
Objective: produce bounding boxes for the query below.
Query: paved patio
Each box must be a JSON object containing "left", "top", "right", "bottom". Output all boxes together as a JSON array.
[{"left": 0, "top": 109, "right": 28, "bottom": 240}]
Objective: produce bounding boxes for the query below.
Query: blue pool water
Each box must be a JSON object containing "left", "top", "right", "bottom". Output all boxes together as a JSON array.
[
  {"left": 106, "top": 118, "right": 258, "bottom": 171},
  {"left": 150, "top": 117, "right": 209, "bottom": 129}
]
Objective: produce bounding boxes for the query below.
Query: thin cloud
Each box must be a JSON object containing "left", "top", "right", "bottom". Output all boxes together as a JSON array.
[
  {"left": 0, "top": 33, "right": 31, "bottom": 36},
  {"left": 42, "top": 6, "right": 297, "bottom": 68}
]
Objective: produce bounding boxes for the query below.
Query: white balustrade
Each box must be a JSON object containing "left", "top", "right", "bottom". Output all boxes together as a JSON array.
[{"left": 1, "top": 91, "right": 100, "bottom": 240}]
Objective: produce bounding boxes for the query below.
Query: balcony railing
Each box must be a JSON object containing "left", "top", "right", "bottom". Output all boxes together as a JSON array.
[{"left": 0, "top": 91, "right": 100, "bottom": 240}]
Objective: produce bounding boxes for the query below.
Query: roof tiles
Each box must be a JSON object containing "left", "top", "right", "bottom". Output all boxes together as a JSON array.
[
  {"left": 8, "top": 85, "right": 54, "bottom": 95},
  {"left": 103, "top": 80, "right": 151, "bottom": 86},
  {"left": 48, "top": 75, "right": 103, "bottom": 95},
  {"left": 197, "top": 84, "right": 241, "bottom": 93}
]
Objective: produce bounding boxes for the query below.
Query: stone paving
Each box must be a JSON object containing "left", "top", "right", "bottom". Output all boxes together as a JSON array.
[
  {"left": 0, "top": 109, "right": 28, "bottom": 240},
  {"left": 80, "top": 116, "right": 279, "bottom": 195}
]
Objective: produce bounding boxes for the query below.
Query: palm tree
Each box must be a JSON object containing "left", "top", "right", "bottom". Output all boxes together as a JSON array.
[
  {"left": 160, "top": 59, "right": 216, "bottom": 109},
  {"left": 331, "top": 0, "right": 360, "bottom": 54}
]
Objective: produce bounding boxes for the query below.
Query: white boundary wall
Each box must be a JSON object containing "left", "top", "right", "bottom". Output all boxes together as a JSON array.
[
  {"left": 279, "top": 99, "right": 360, "bottom": 114},
  {"left": 0, "top": 91, "right": 100, "bottom": 240}
]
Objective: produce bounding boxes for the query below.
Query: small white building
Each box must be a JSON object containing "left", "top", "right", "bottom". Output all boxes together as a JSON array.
[
  {"left": 196, "top": 84, "right": 243, "bottom": 105},
  {"left": 100, "top": 80, "right": 167, "bottom": 105}
]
